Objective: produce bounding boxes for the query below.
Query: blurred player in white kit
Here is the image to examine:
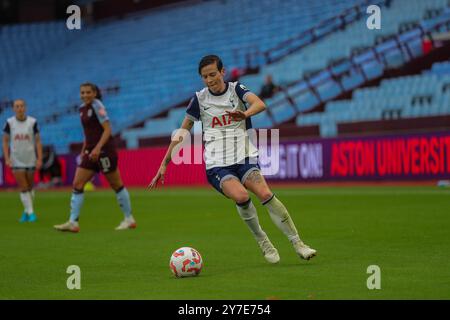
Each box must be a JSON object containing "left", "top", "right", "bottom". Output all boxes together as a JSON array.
[{"left": 2, "top": 99, "right": 43, "bottom": 222}]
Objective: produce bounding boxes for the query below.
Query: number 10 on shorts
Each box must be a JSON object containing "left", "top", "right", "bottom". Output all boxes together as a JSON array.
[{"left": 100, "top": 157, "right": 111, "bottom": 172}]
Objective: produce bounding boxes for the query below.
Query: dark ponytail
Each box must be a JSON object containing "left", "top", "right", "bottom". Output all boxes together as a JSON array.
[{"left": 94, "top": 85, "right": 102, "bottom": 101}]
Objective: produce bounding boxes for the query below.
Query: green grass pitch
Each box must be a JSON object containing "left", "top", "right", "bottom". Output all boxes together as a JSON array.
[{"left": 0, "top": 186, "right": 449, "bottom": 299}]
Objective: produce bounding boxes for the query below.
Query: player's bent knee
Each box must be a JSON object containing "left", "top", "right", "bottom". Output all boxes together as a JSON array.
[
  {"left": 109, "top": 181, "right": 122, "bottom": 191},
  {"left": 18, "top": 182, "right": 29, "bottom": 191},
  {"left": 72, "top": 182, "right": 85, "bottom": 191},
  {"left": 26, "top": 181, "right": 34, "bottom": 190},
  {"left": 251, "top": 186, "right": 272, "bottom": 202},
  {"left": 113, "top": 185, "right": 124, "bottom": 193},
  {"left": 233, "top": 191, "right": 250, "bottom": 204},
  {"left": 258, "top": 190, "right": 273, "bottom": 202}
]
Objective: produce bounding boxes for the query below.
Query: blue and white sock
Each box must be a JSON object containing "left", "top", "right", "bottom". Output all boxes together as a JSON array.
[
  {"left": 115, "top": 186, "right": 132, "bottom": 219},
  {"left": 69, "top": 189, "right": 84, "bottom": 222}
]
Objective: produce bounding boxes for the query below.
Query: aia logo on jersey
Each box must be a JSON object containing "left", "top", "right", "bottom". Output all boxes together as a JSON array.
[
  {"left": 211, "top": 114, "right": 234, "bottom": 128},
  {"left": 14, "top": 134, "right": 30, "bottom": 141}
]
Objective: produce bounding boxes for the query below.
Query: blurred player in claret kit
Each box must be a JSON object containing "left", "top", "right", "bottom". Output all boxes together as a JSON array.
[
  {"left": 54, "top": 83, "right": 136, "bottom": 232},
  {"left": 2, "top": 99, "right": 43, "bottom": 223},
  {"left": 149, "top": 55, "right": 316, "bottom": 263}
]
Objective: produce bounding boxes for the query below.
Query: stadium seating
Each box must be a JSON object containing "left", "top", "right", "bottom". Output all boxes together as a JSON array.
[
  {"left": 240, "top": 0, "right": 450, "bottom": 89},
  {"left": 118, "top": 0, "right": 395, "bottom": 144},
  {"left": 1, "top": 0, "right": 449, "bottom": 154},
  {"left": 121, "top": 0, "right": 450, "bottom": 145},
  {"left": 239, "top": 0, "right": 450, "bottom": 130},
  {"left": 296, "top": 61, "right": 450, "bottom": 137},
  {"left": 0, "top": 0, "right": 361, "bottom": 154},
  {"left": 428, "top": 60, "right": 450, "bottom": 75},
  {"left": 0, "top": 21, "right": 74, "bottom": 80}
]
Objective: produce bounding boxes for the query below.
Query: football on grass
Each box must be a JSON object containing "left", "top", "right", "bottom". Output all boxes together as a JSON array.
[{"left": 169, "top": 247, "right": 203, "bottom": 278}]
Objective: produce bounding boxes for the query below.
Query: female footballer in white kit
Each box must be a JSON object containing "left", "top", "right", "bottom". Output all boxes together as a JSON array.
[
  {"left": 2, "top": 99, "right": 43, "bottom": 222},
  {"left": 149, "top": 55, "right": 316, "bottom": 264}
]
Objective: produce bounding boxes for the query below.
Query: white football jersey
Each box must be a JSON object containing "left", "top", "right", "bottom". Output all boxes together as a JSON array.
[
  {"left": 186, "top": 82, "right": 258, "bottom": 169},
  {"left": 3, "top": 116, "right": 39, "bottom": 168}
]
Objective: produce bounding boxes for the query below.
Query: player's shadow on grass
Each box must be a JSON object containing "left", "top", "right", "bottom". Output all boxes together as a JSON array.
[
  {"left": 275, "top": 262, "right": 318, "bottom": 268},
  {"left": 206, "top": 260, "right": 318, "bottom": 277}
]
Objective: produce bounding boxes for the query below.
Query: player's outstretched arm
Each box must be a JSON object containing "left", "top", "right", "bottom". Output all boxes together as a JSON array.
[
  {"left": 147, "top": 117, "right": 194, "bottom": 189},
  {"left": 35, "top": 133, "right": 43, "bottom": 170},
  {"left": 2, "top": 133, "right": 11, "bottom": 167},
  {"left": 226, "top": 93, "right": 266, "bottom": 121}
]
